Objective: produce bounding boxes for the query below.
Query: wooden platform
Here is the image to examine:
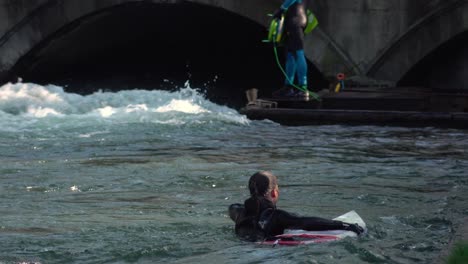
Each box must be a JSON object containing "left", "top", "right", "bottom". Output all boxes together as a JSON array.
[{"left": 241, "top": 88, "right": 468, "bottom": 128}]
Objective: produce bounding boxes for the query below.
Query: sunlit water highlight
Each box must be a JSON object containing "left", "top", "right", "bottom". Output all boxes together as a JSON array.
[{"left": 0, "top": 82, "right": 467, "bottom": 264}]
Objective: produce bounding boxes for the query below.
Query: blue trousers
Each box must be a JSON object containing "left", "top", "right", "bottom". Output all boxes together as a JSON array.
[{"left": 284, "top": 49, "right": 307, "bottom": 87}]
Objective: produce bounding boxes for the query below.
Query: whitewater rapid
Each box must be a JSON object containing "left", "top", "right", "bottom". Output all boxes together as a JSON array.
[{"left": 0, "top": 82, "right": 249, "bottom": 134}]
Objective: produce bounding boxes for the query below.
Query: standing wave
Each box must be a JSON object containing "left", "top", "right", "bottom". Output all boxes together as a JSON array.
[{"left": 0, "top": 82, "right": 250, "bottom": 129}]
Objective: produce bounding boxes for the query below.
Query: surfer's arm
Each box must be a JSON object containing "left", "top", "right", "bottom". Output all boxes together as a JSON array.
[
  {"left": 228, "top": 203, "right": 245, "bottom": 223},
  {"left": 276, "top": 210, "right": 354, "bottom": 232}
]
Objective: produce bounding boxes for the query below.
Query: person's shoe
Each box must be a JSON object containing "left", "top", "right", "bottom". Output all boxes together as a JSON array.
[
  {"left": 284, "top": 88, "right": 297, "bottom": 97},
  {"left": 294, "top": 90, "right": 309, "bottom": 100}
]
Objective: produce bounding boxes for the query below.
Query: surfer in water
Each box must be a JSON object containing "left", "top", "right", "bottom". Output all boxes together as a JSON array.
[{"left": 228, "top": 171, "right": 364, "bottom": 242}]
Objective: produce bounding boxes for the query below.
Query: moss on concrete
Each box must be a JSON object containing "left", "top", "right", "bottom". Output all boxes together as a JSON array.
[{"left": 447, "top": 242, "right": 468, "bottom": 264}]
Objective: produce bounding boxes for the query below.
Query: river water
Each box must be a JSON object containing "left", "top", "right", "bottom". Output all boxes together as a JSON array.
[{"left": 0, "top": 82, "right": 467, "bottom": 264}]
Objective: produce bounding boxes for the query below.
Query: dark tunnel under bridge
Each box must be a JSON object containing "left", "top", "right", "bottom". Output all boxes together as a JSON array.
[
  {"left": 1, "top": 0, "right": 468, "bottom": 109},
  {"left": 9, "top": 2, "right": 328, "bottom": 108}
]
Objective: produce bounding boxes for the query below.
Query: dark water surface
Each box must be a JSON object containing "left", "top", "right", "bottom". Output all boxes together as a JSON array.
[{"left": 0, "top": 83, "right": 467, "bottom": 263}]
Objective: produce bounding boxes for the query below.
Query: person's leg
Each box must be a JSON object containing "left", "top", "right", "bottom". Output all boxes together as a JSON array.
[
  {"left": 273, "top": 49, "right": 296, "bottom": 98},
  {"left": 285, "top": 51, "right": 296, "bottom": 86},
  {"left": 295, "top": 49, "right": 308, "bottom": 88},
  {"left": 286, "top": 22, "right": 308, "bottom": 96}
]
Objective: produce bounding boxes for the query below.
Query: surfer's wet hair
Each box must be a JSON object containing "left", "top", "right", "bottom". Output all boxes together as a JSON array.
[
  {"left": 244, "top": 171, "right": 278, "bottom": 239},
  {"left": 248, "top": 171, "right": 278, "bottom": 198}
]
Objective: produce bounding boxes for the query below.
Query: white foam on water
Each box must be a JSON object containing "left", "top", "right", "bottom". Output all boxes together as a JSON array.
[
  {"left": 0, "top": 81, "right": 250, "bottom": 134},
  {"left": 96, "top": 106, "right": 117, "bottom": 118},
  {"left": 26, "top": 106, "right": 63, "bottom": 118},
  {"left": 155, "top": 99, "right": 209, "bottom": 114}
]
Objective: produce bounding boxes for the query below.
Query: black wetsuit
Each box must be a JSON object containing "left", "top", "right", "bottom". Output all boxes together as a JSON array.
[
  {"left": 284, "top": 0, "right": 307, "bottom": 52},
  {"left": 229, "top": 197, "right": 351, "bottom": 242}
]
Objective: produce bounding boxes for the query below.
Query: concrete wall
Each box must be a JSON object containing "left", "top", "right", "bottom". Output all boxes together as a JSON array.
[
  {"left": 0, "top": 0, "right": 467, "bottom": 85},
  {"left": 367, "top": 0, "right": 468, "bottom": 83}
]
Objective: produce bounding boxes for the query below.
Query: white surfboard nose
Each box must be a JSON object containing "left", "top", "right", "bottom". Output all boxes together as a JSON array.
[{"left": 333, "top": 210, "right": 367, "bottom": 230}]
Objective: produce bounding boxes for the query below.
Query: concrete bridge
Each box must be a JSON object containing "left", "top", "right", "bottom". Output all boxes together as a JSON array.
[{"left": 0, "top": 0, "right": 467, "bottom": 99}]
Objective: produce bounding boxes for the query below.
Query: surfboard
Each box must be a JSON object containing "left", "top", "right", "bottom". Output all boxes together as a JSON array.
[{"left": 260, "top": 210, "right": 366, "bottom": 246}]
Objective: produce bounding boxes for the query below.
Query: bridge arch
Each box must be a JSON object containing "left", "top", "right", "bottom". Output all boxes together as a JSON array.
[
  {"left": 0, "top": 0, "right": 354, "bottom": 97},
  {"left": 0, "top": 0, "right": 275, "bottom": 79},
  {"left": 367, "top": 0, "right": 468, "bottom": 84}
]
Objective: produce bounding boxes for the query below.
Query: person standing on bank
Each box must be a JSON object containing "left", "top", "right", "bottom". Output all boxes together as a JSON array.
[
  {"left": 228, "top": 171, "right": 364, "bottom": 242},
  {"left": 272, "top": 0, "right": 310, "bottom": 99}
]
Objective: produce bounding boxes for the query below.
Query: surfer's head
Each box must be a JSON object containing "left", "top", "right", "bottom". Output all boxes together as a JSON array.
[{"left": 248, "top": 171, "right": 279, "bottom": 204}]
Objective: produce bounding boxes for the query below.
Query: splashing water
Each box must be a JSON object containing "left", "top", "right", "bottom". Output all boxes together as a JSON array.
[{"left": 0, "top": 82, "right": 249, "bottom": 135}]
